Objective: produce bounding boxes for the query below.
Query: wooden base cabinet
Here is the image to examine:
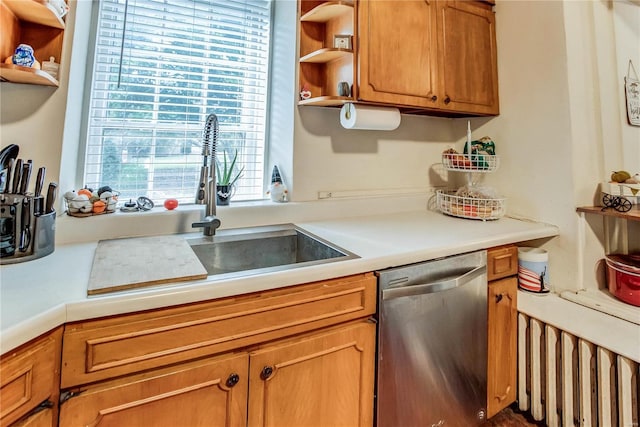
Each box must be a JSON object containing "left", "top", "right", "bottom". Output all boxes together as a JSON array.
[
  {"left": 58, "top": 273, "right": 377, "bottom": 427},
  {"left": 248, "top": 321, "right": 375, "bottom": 427},
  {"left": 61, "top": 273, "right": 376, "bottom": 388},
  {"left": 59, "top": 321, "right": 375, "bottom": 427},
  {"left": 11, "top": 408, "right": 54, "bottom": 427},
  {"left": 59, "top": 353, "right": 249, "bottom": 427},
  {"left": 0, "top": 328, "right": 62, "bottom": 427},
  {"left": 486, "top": 246, "right": 518, "bottom": 419}
]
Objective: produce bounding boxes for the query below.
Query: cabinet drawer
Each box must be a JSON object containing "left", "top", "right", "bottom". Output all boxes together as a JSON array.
[
  {"left": 487, "top": 245, "right": 518, "bottom": 281},
  {"left": 61, "top": 273, "right": 376, "bottom": 388},
  {"left": 1, "top": 329, "right": 61, "bottom": 426}
]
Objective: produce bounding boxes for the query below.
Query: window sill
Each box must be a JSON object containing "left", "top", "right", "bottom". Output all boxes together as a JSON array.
[
  {"left": 56, "top": 200, "right": 288, "bottom": 245},
  {"left": 55, "top": 193, "right": 432, "bottom": 245}
]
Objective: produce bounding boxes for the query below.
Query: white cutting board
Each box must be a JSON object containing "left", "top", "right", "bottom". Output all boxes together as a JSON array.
[{"left": 88, "top": 235, "right": 208, "bottom": 295}]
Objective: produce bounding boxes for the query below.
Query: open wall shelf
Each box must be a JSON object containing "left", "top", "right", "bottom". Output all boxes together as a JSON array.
[{"left": 576, "top": 206, "right": 640, "bottom": 222}]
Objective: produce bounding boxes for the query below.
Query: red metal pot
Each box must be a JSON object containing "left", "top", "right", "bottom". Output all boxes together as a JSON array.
[{"left": 605, "top": 254, "right": 640, "bottom": 307}]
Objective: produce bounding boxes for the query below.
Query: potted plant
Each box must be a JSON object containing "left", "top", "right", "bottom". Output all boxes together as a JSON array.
[{"left": 215, "top": 149, "right": 244, "bottom": 205}]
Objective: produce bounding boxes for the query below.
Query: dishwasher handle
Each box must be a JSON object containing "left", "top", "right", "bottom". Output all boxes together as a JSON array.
[{"left": 381, "top": 264, "right": 486, "bottom": 300}]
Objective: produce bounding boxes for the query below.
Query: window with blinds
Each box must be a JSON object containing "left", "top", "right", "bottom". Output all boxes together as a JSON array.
[{"left": 83, "top": 0, "right": 272, "bottom": 204}]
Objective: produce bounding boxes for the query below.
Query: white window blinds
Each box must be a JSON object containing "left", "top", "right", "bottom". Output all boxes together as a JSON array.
[{"left": 84, "top": 0, "right": 272, "bottom": 204}]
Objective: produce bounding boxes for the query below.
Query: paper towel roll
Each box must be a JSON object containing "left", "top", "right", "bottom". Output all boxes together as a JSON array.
[{"left": 340, "top": 103, "right": 401, "bottom": 130}]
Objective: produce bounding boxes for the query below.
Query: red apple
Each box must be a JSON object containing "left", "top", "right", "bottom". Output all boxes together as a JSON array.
[{"left": 164, "top": 198, "right": 179, "bottom": 210}]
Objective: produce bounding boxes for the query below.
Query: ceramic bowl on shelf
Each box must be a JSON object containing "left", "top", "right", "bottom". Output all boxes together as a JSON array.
[{"left": 605, "top": 253, "right": 640, "bottom": 307}]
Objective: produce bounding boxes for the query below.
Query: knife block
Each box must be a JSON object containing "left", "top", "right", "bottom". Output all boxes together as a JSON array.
[{"left": 0, "top": 194, "right": 55, "bottom": 265}]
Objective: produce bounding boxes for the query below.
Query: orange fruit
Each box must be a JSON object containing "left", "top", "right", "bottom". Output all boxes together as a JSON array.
[
  {"left": 78, "top": 188, "right": 93, "bottom": 198},
  {"left": 93, "top": 200, "right": 106, "bottom": 213}
]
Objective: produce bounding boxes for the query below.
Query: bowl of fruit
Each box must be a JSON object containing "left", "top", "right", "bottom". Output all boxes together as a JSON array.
[{"left": 63, "top": 186, "right": 119, "bottom": 217}]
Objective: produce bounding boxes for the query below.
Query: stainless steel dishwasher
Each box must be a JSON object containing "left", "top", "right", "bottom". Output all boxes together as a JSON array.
[{"left": 375, "top": 250, "right": 488, "bottom": 427}]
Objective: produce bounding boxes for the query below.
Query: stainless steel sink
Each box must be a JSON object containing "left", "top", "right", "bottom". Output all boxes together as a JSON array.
[{"left": 187, "top": 224, "right": 358, "bottom": 278}]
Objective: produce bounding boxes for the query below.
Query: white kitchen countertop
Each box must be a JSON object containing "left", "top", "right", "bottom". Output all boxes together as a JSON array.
[{"left": 0, "top": 210, "right": 559, "bottom": 354}]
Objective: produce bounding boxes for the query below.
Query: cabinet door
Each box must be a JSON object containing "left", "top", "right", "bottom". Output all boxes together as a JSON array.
[
  {"left": 59, "top": 353, "right": 248, "bottom": 427},
  {"left": 487, "top": 276, "right": 517, "bottom": 418},
  {"left": 437, "top": 0, "right": 499, "bottom": 115},
  {"left": 12, "top": 408, "right": 54, "bottom": 427},
  {"left": 357, "top": 0, "right": 439, "bottom": 108},
  {"left": 1, "top": 328, "right": 62, "bottom": 426},
  {"left": 248, "top": 321, "right": 375, "bottom": 427}
]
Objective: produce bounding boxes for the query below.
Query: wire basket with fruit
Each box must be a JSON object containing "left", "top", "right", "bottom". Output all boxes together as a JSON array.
[
  {"left": 437, "top": 186, "right": 506, "bottom": 221},
  {"left": 442, "top": 137, "right": 500, "bottom": 172},
  {"left": 438, "top": 128, "right": 506, "bottom": 220},
  {"left": 63, "top": 186, "right": 119, "bottom": 217},
  {"left": 442, "top": 150, "right": 500, "bottom": 172}
]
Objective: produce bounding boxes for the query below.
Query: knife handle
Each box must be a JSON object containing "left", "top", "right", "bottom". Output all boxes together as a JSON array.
[
  {"left": 19, "top": 197, "right": 31, "bottom": 252},
  {"left": 12, "top": 159, "right": 22, "bottom": 194},
  {"left": 20, "top": 163, "right": 32, "bottom": 195},
  {"left": 4, "top": 158, "right": 14, "bottom": 193},
  {"left": 34, "top": 167, "right": 46, "bottom": 197},
  {"left": 45, "top": 182, "right": 58, "bottom": 214}
]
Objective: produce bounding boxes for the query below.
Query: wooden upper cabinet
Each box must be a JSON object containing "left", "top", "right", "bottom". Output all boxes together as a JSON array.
[
  {"left": 0, "top": 0, "right": 67, "bottom": 86},
  {"left": 300, "top": 0, "right": 500, "bottom": 115},
  {"left": 357, "top": 0, "right": 498, "bottom": 115},
  {"left": 357, "top": 0, "right": 439, "bottom": 108},
  {"left": 298, "top": 0, "right": 356, "bottom": 106},
  {"left": 437, "top": 0, "right": 499, "bottom": 115}
]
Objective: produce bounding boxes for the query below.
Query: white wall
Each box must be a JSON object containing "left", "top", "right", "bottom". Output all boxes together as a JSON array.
[
  {"left": 565, "top": 0, "right": 640, "bottom": 292},
  {"left": 613, "top": 0, "right": 640, "bottom": 168},
  {"left": 1, "top": 0, "right": 638, "bottom": 295},
  {"left": 292, "top": 107, "right": 457, "bottom": 201},
  {"left": 480, "top": 0, "right": 579, "bottom": 292},
  {"left": 0, "top": 0, "right": 76, "bottom": 186}
]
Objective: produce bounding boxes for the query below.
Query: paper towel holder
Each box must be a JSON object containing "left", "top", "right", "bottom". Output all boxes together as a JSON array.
[
  {"left": 340, "top": 102, "right": 401, "bottom": 131},
  {"left": 344, "top": 102, "right": 352, "bottom": 119}
]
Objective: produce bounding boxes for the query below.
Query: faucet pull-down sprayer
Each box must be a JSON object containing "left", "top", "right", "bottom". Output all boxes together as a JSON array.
[{"left": 192, "top": 113, "right": 221, "bottom": 236}]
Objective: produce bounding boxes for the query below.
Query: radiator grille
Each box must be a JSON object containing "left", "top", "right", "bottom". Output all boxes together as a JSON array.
[{"left": 517, "top": 313, "right": 640, "bottom": 426}]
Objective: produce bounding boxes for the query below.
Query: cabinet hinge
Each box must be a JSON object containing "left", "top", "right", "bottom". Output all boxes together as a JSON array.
[
  {"left": 60, "top": 390, "right": 83, "bottom": 404},
  {"left": 24, "top": 400, "right": 54, "bottom": 418},
  {"left": 37, "top": 400, "right": 54, "bottom": 409}
]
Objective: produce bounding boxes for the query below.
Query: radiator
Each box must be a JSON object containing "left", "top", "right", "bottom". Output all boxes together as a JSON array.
[{"left": 517, "top": 313, "right": 640, "bottom": 427}]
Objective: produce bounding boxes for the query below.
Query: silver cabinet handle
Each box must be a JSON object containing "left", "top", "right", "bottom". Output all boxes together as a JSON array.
[{"left": 382, "top": 264, "right": 486, "bottom": 300}]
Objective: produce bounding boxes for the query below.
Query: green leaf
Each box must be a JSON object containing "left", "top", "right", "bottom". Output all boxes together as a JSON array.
[{"left": 216, "top": 149, "right": 243, "bottom": 186}]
